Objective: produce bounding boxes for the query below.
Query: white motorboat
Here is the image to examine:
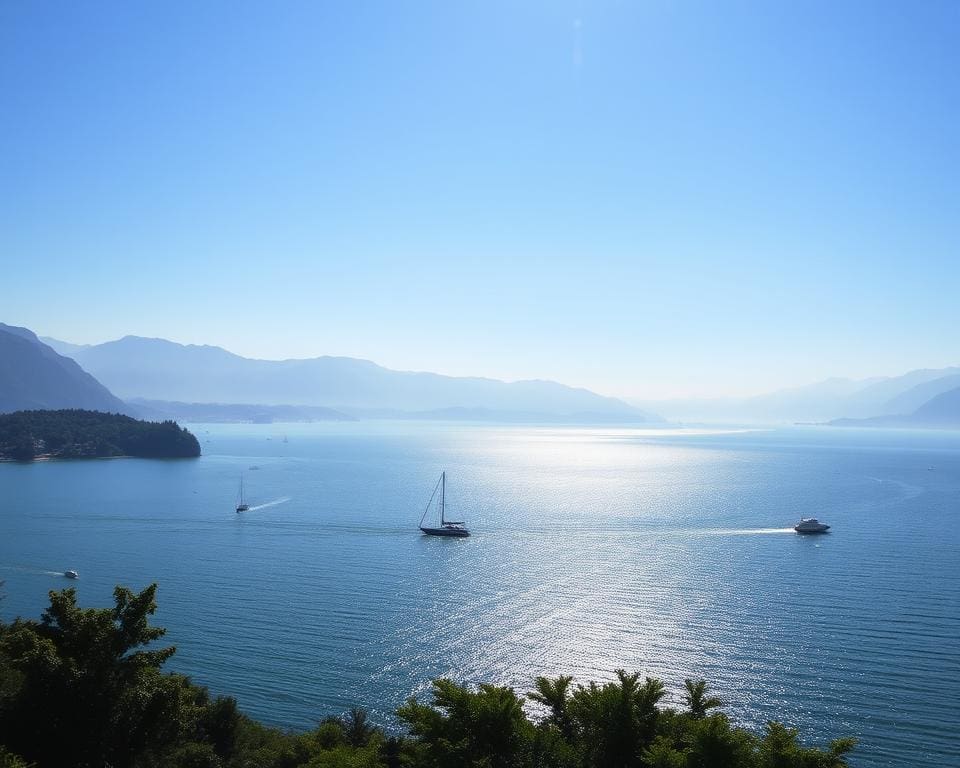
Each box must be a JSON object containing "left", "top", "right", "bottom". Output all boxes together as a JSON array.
[
  {"left": 64, "top": 570, "right": 79, "bottom": 579},
  {"left": 794, "top": 517, "right": 830, "bottom": 534}
]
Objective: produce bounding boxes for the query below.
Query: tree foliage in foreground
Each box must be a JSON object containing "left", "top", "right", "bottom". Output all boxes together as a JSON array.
[{"left": 0, "top": 585, "right": 855, "bottom": 767}]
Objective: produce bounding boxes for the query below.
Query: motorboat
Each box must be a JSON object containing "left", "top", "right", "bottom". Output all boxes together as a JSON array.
[
  {"left": 64, "top": 570, "right": 79, "bottom": 579},
  {"left": 419, "top": 471, "right": 470, "bottom": 537},
  {"left": 794, "top": 517, "right": 830, "bottom": 534}
]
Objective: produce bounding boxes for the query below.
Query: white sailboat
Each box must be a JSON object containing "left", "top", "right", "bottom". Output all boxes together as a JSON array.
[
  {"left": 419, "top": 471, "right": 470, "bottom": 537},
  {"left": 236, "top": 475, "right": 250, "bottom": 513}
]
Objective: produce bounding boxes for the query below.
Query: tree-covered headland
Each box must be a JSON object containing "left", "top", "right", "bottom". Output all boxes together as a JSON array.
[
  {"left": 0, "top": 409, "right": 200, "bottom": 461},
  {"left": 0, "top": 585, "right": 855, "bottom": 768}
]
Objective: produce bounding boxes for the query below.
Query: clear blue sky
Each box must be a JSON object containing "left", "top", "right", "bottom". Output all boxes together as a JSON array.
[{"left": 2, "top": 1, "right": 957, "bottom": 399}]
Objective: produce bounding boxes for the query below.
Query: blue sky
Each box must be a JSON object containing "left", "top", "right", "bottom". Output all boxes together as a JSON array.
[{"left": 2, "top": 1, "right": 958, "bottom": 399}]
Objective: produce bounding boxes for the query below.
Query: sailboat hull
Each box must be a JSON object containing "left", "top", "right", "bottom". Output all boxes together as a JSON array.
[
  {"left": 420, "top": 526, "right": 470, "bottom": 537},
  {"left": 419, "top": 472, "right": 470, "bottom": 536}
]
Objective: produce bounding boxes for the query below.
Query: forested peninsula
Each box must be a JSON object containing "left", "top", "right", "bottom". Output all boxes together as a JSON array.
[
  {"left": 0, "top": 409, "right": 201, "bottom": 461},
  {"left": 0, "top": 584, "right": 856, "bottom": 768}
]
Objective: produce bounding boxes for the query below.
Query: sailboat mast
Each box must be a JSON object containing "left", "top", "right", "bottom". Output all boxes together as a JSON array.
[{"left": 440, "top": 471, "right": 445, "bottom": 525}]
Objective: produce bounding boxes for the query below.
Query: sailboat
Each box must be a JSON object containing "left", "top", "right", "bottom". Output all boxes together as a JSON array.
[
  {"left": 419, "top": 471, "right": 470, "bottom": 537},
  {"left": 236, "top": 476, "right": 250, "bottom": 513}
]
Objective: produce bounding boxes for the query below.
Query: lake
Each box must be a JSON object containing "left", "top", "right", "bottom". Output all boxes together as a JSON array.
[{"left": 1, "top": 423, "right": 958, "bottom": 766}]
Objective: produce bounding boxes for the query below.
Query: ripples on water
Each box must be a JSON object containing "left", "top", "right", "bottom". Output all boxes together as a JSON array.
[{"left": 1, "top": 424, "right": 958, "bottom": 767}]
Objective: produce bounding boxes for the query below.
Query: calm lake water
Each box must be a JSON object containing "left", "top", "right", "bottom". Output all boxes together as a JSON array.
[{"left": 1, "top": 423, "right": 958, "bottom": 766}]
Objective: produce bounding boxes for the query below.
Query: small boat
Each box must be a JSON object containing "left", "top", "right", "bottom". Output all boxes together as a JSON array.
[
  {"left": 794, "top": 517, "right": 830, "bottom": 534},
  {"left": 419, "top": 471, "right": 470, "bottom": 537},
  {"left": 236, "top": 476, "right": 250, "bottom": 513},
  {"left": 64, "top": 570, "right": 79, "bottom": 579}
]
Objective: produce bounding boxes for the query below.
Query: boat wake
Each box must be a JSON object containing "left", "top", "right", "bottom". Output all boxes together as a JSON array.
[
  {"left": 0, "top": 564, "right": 79, "bottom": 578},
  {"left": 245, "top": 496, "right": 292, "bottom": 512},
  {"left": 703, "top": 527, "right": 796, "bottom": 536}
]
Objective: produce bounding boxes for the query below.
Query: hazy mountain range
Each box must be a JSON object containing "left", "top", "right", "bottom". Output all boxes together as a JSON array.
[
  {"left": 635, "top": 367, "right": 960, "bottom": 426},
  {"left": 131, "top": 399, "right": 356, "bottom": 424},
  {"left": 830, "top": 386, "right": 960, "bottom": 429},
  {"left": 40, "top": 334, "right": 658, "bottom": 422},
  {"left": 2, "top": 322, "right": 957, "bottom": 428},
  {"left": 0, "top": 324, "right": 128, "bottom": 414}
]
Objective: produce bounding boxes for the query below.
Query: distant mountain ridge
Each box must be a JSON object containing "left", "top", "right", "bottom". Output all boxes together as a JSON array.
[
  {"left": 0, "top": 324, "right": 128, "bottom": 414},
  {"left": 40, "top": 337, "right": 90, "bottom": 357},
  {"left": 879, "top": 372, "right": 960, "bottom": 415},
  {"left": 636, "top": 365, "right": 960, "bottom": 425},
  {"left": 26, "top": 329, "right": 958, "bottom": 427},
  {"left": 131, "top": 399, "right": 355, "bottom": 424},
  {"left": 829, "top": 385, "right": 960, "bottom": 429},
  {"left": 49, "top": 335, "right": 659, "bottom": 421}
]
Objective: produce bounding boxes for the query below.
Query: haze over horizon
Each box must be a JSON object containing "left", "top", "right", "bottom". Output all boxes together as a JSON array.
[
  {"left": 24, "top": 327, "right": 958, "bottom": 404},
  {"left": 3, "top": 1, "right": 958, "bottom": 400}
]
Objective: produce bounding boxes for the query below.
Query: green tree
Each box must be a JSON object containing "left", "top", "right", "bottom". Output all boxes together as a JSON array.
[
  {"left": 568, "top": 670, "right": 665, "bottom": 767},
  {"left": 0, "top": 410, "right": 200, "bottom": 461},
  {"left": 398, "top": 678, "right": 533, "bottom": 768},
  {"left": 197, "top": 694, "right": 242, "bottom": 760},
  {"left": 0, "top": 747, "right": 31, "bottom": 768},
  {"left": 342, "top": 707, "right": 377, "bottom": 748},
  {"left": 380, "top": 735, "right": 405, "bottom": 768},
  {"left": 682, "top": 679, "right": 723, "bottom": 720},
  {"left": 683, "top": 714, "right": 755, "bottom": 768},
  {"left": 641, "top": 736, "right": 685, "bottom": 768},
  {"left": 10, "top": 435, "right": 35, "bottom": 461},
  {"left": 0, "top": 584, "right": 194, "bottom": 768},
  {"left": 527, "top": 675, "right": 574, "bottom": 739},
  {"left": 758, "top": 721, "right": 856, "bottom": 768}
]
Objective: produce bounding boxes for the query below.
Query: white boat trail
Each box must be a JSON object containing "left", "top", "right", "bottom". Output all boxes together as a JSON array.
[
  {"left": 701, "top": 527, "right": 795, "bottom": 536},
  {"left": 244, "top": 496, "right": 292, "bottom": 512},
  {"left": 0, "top": 565, "right": 80, "bottom": 578}
]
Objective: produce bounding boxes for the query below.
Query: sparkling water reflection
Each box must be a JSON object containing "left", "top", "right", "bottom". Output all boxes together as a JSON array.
[{"left": 1, "top": 423, "right": 958, "bottom": 767}]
